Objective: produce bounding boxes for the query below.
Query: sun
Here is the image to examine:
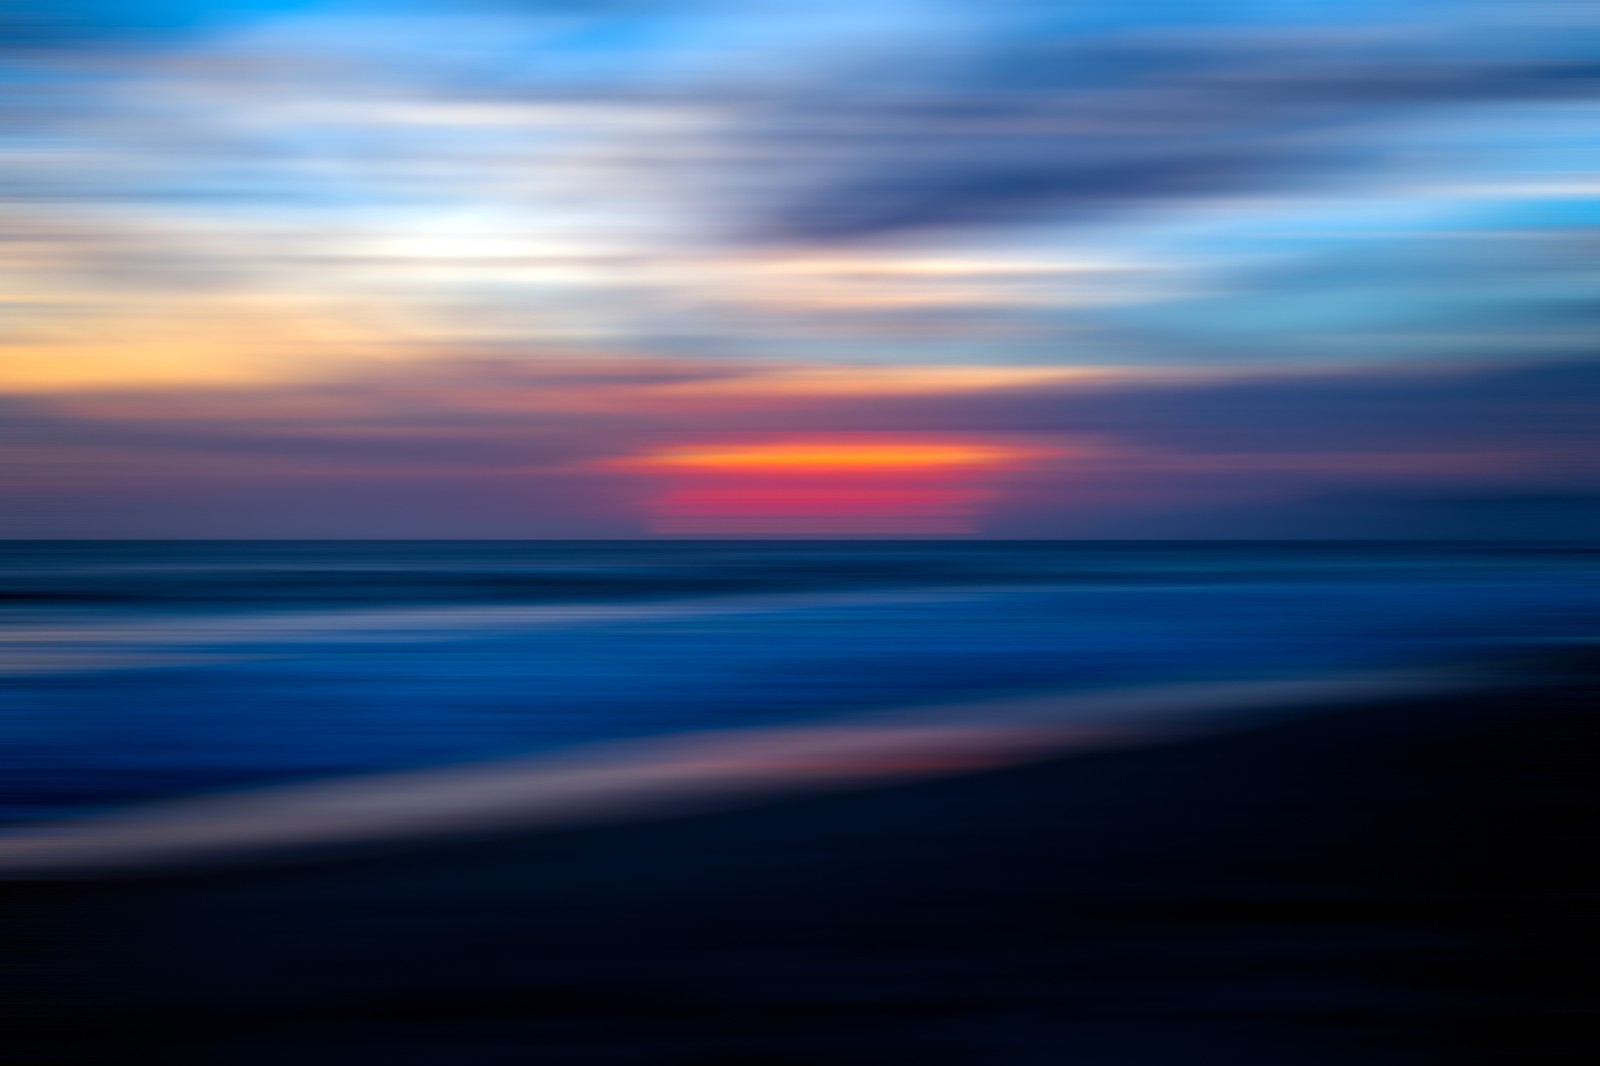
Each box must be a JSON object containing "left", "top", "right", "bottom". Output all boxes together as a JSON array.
[
  {"left": 616, "top": 435, "right": 1049, "bottom": 536},
  {"left": 630, "top": 440, "right": 1031, "bottom": 474}
]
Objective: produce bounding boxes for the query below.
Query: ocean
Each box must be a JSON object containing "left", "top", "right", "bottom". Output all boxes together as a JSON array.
[{"left": 2, "top": 540, "right": 1595, "bottom": 827}]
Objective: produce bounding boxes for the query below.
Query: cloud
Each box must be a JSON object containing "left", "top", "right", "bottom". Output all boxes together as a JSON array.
[
  {"left": 1089, "top": 225, "right": 1600, "bottom": 363},
  {"left": 4, "top": 3, "right": 1594, "bottom": 386},
  {"left": 738, "top": 45, "right": 1600, "bottom": 243},
  {"left": 5, "top": 354, "right": 1595, "bottom": 537},
  {"left": 0, "top": 1, "right": 1594, "bottom": 537}
]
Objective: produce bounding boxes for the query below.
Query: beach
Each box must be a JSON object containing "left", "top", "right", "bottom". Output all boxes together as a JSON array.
[{"left": 13, "top": 651, "right": 1596, "bottom": 1065}]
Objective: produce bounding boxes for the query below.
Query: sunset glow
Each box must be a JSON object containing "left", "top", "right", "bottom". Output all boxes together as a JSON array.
[
  {"left": 628, "top": 437, "right": 1043, "bottom": 535},
  {"left": 1, "top": 0, "right": 1593, "bottom": 539},
  {"left": 630, "top": 440, "right": 1038, "bottom": 474}
]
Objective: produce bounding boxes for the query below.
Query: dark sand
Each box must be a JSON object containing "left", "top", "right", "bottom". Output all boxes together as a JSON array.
[{"left": 11, "top": 658, "right": 1597, "bottom": 1065}]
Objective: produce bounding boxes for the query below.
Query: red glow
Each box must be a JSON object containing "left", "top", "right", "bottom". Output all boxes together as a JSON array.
[
  {"left": 654, "top": 485, "right": 988, "bottom": 517},
  {"left": 628, "top": 435, "right": 1042, "bottom": 536}
]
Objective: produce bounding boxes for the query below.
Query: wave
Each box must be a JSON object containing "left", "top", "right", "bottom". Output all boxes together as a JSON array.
[{"left": 0, "top": 665, "right": 1486, "bottom": 878}]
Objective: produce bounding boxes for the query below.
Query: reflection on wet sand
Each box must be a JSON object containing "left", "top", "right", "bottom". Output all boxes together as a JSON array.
[{"left": 0, "top": 666, "right": 1476, "bottom": 877}]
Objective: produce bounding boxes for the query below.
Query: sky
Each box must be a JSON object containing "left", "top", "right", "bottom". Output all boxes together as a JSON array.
[{"left": 2, "top": 0, "right": 1597, "bottom": 537}]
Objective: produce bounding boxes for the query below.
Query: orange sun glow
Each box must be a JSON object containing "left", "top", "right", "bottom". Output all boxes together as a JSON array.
[{"left": 621, "top": 436, "right": 1048, "bottom": 536}]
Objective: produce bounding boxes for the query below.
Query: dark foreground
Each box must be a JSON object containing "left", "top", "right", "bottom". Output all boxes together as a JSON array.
[{"left": 12, "top": 660, "right": 1598, "bottom": 1065}]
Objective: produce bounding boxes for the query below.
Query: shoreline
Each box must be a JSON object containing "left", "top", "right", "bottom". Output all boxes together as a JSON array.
[{"left": 0, "top": 665, "right": 1486, "bottom": 878}]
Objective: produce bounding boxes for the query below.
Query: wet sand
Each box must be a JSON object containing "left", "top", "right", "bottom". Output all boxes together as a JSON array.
[{"left": 11, "top": 655, "right": 1598, "bottom": 1065}]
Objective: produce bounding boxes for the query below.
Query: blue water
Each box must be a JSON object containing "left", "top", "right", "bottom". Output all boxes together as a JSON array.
[{"left": 2, "top": 541, "right": 1595, "bottom": 825}]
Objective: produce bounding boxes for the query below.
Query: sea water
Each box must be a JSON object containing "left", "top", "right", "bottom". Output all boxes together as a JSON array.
[{"left": 2, "top": 540, "right": 1594, "bottom": 825}]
